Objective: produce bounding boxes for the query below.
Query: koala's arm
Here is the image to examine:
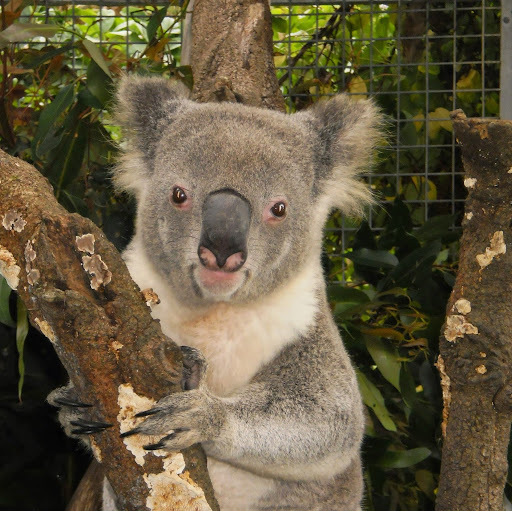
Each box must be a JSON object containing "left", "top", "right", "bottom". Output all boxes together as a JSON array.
[{"left": 127, "top": 314, "right": 364, "bottom": 481}]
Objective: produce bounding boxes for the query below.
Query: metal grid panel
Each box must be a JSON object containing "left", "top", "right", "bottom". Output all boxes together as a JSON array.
[
  {"left": 12, "top": 1, "right": 501, "bottom": 277},
  {"left": 270, "top": 1, "right": 500, "bottom": 277},
  {"left": 17, "top": 3, "right": 184, "bottom": 72}
]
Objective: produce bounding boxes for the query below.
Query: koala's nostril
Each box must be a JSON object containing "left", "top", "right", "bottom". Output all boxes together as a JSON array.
[
  {"left": 224, "top": 251, "right": 246, "bottom": 272},
  {"left": 198, "top": 246, "right": 219, "bottom": 270},
  {"left": 198, "top": 246, "right": 246, "bottom": 272}
]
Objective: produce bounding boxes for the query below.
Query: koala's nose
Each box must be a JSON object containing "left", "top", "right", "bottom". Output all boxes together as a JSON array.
[
  {"left": 198, "top": 189, "right": 251, "bottom": 272},
  {"left": 199, "top": 246, "right": 246, "bottom": 272}
]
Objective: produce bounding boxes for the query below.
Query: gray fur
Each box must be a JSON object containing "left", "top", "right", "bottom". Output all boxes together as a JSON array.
[{"left": 50, "top": 75, "right": 382, "bottom": 511}]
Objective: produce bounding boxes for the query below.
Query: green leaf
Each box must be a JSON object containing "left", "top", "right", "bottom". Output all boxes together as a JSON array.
[
  {"left": 35, "top": 126, "right": 63, "bottom": 157},
  {"left": 82, "top": 38, "right": 111, "bottom": 78},
  {"left": 414, "top": 214, "right": 458, "bottom": 243},
  {"left": 0, "top": 276, "right": 15, "bottom": 327},
  {"left": 356, "top": 370, "right": 397, "bottom": 432},
  {"left": 365, "top": 337, "right": 401, "bottom": 391},
  {"left": 16, "top": 297, "right": 29, "bottom": 401},
  {"left": 51, "top": 119, "right": 88, "bottom": 195},
  {"left": 33, "top": 84, "right": 74, "bottom": 158},
  {"left": 20, "top": 43, "right": 74, "bottom": 69},
  {"left": 345, "top": 248, "right": 398, "bottom": 269},
  {"left": 0, "top": 23, "right": 60, "bottom": 49},
  {"left": 146, "top": 7, "right": 168, "bottom": 42},
  {"left": 378, "top": 241, "right": 442, "bottom": 291},
  {"left": 375, "top": 447, "right": 431, "bottom": 469},
  {"left": 415, "top": 469, "right": 436, "bottom": 500},
  {"left": 328, "top": 285, "right": 369, "bottom": 304},
  {"left": 86, "top": 59, "right": 113, "bottom": 107},
  {"left": 272, "top": 16, "right": 289, "bottom": 33},
  {"left": 399, "top": 364, "right": 420, "bottom": 410}
]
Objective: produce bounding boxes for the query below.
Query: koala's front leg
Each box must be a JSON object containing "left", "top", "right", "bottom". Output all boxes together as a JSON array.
[
  {"left": 121, "top": 346, "right": 226, "bottom": 450},
  {"left": 47, "top": 383, "right": 113, "bottom": 444},
  {"left": 122, "top": 339, "right": 362, "bottom": 482}
]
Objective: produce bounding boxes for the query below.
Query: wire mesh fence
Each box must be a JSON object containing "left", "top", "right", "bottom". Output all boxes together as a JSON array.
[{"left": 8, "top": 1, "right": 501, "bottom": 277}]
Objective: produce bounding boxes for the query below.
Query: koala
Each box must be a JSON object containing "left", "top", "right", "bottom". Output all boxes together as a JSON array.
[{"left": 49, "top": 76, "right": 382, "bottom": 511}]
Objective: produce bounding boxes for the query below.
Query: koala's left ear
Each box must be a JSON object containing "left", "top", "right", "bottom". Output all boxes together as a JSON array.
[{"left": 298, "top": 95, "right": 384, "bottom": 216}]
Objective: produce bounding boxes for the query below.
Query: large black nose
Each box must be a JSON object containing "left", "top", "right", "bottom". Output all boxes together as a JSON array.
[{"left": 198, "top": 189, "right": 251, "bottom": 271}]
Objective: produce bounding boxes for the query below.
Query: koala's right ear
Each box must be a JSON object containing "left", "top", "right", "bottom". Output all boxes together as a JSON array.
[
  {"left": 115, "top": 75, "right": 190, "bottom": 154},
  {"left": 113, "top": 75, "right": 190, "bottom": 195}
]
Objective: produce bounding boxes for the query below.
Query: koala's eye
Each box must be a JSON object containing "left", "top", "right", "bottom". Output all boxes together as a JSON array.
[
  {"left": 171, "top": 186, "right": 188, "bottom": 205},
  {"left": 264, "top": 198, "right": 288, "bottom": 224},
  {"left": 271, "top": 202, "right": 287, "bottom": 218}
]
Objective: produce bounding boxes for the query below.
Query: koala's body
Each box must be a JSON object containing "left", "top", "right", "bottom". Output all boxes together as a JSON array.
[{"left": 50, "top": 76, "right": 382, "bottom": 511}]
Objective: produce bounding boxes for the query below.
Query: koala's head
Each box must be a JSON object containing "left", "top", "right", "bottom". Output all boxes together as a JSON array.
[{"left": 114, "top": 76, "right": 382, "bottom": 307}]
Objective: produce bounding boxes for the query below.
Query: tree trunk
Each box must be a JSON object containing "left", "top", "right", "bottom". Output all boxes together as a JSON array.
[
  {"left": 188, "top": 0, "right": 285, "bottom": 111},
  {"left": 436, "top": 111, "right": 512, "bottom": 511}
]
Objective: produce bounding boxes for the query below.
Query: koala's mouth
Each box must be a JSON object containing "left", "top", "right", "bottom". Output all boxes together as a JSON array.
[{"left": 191, "top": 264, "right": 248, "bottom": 299}]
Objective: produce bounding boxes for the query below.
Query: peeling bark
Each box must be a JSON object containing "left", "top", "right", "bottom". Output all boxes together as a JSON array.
[
  {"left": 0, "top": 150, "right": 219, "bottom": 511},
  {"left": 189, "top": 0, "right": 285, "bottom": 111},
  {"left": 436, "top": 111, "right": 512, "bottom": 511}
]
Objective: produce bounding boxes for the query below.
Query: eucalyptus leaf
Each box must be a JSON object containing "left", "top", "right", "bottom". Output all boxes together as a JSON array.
[
  {"left": 82, "top": 38, "right": 111, "bottom": 78},
  {"left": 33, "top": 84, "right": 74, "bottom": 158},
  {"left": 415, "top": 469, "right": 436, "bottom": 500},
  {"left": 35, "top": 126, "right": 63, "bottom": 158},
  {"left": 356, "top": 370, "right": 397, "bottom": 432},
  {"left": 0, "top": 276, "right": 15, "bottom": 327},
  {"left": 52, "top": 120, "right": 88, "bottom": 195},
  {"left": 375, "top": 447, "right": 431, "bottom": 469},
  {"left": 272, "top": 16, "right": 289, "bottom": 33},
  {"left": 16, "top": 297, "right": 29, "bottom": 401},
  {"left": 147, "top": 7, "right": 168, "bottom": 42},
  {"left": 0, "top": 23, "right": 60, "bottom": 49},
  {"left": 86, "top": 59, "right": 113, "bottom": 107},
  {"left": 345, "top": 248, "right": 398, "bottom": 269},
  {"left": 328, "top": 285, "right": 370, "bottom": 304},
  {"left": 20, "top": 43, "right": 73, "bottom": 69},
  {"left": 378, "top": 241, "right": 442, "bottom": 291},
  {"left": 365, "top": 337, "right": 401, "bottom": 391}
]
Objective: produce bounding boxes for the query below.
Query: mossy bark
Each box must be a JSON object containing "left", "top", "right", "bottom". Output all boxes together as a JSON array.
[{"left": 436, "top": 111, "right": 512, "bottom": 511}]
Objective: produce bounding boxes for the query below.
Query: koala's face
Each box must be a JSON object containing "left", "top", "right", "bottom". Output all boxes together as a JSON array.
[
  {"left": 115, "top": 77, "right": 381, "bottom": 306},
  {"left": 138, "top": 106, "right": 317, "bottom": 305}
]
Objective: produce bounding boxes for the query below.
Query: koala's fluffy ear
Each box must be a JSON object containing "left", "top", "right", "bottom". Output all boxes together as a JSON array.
[
  {"left": 113, "top": 75, "right": 190, "bottom": 195},
  {"left": 299, "top": 95, "right": 384, "bottom": 216}
]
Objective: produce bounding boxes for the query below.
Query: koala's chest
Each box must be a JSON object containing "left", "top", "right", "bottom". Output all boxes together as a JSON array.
[{"left": 157, "top": 304, "right": 291, "bottom": 396}]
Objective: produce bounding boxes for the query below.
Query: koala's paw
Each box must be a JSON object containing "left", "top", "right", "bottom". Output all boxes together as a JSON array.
[
  {"left": 180, "top": 345, "right": 207, "bottom": 391},
  {"left": 120, "top": 389, "right": 225, "bottom": 452},
  {"left": 47, "top": 383, "right": 112, "bottom": 444}
]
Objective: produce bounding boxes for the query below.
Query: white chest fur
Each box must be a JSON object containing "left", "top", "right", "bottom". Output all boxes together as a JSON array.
[{"left": 124, "top": 243, "right": 319, "bottom": 396}]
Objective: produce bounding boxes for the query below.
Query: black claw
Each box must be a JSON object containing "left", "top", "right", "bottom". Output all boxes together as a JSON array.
[
  {"left": 54, "top": 397, "right": 93, "bottom": 408},
  {"left": 143, "top": 441, "right": 165, "bottom": 451},
  {"left": 70, "top": 419, "right": 113, "bottom": 433},
  {"left": 135, "top": 407, "right": 163, "bottom": 418},
  {"left": 120, "top": 427, "right": 141, "bottom": 438},
  {"left": 72, "top": 428, "right": 99, "bottom": 435},
  {"left": 142, "top": 429, "right": 185, "bottom": 450}
]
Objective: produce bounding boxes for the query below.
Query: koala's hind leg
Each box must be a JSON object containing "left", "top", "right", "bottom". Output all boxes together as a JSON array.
[{"left": 258, "top": 456, "right": 363, "bottom": 511}]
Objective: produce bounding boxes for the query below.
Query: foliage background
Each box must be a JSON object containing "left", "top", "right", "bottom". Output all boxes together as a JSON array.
[{"left": 0, "top": 2, "right": 503, "bottom": 510}]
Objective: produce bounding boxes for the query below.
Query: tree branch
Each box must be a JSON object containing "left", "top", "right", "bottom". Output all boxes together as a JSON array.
[{"left": 0, "top": 149, "right": 219, "bottom": 510}]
